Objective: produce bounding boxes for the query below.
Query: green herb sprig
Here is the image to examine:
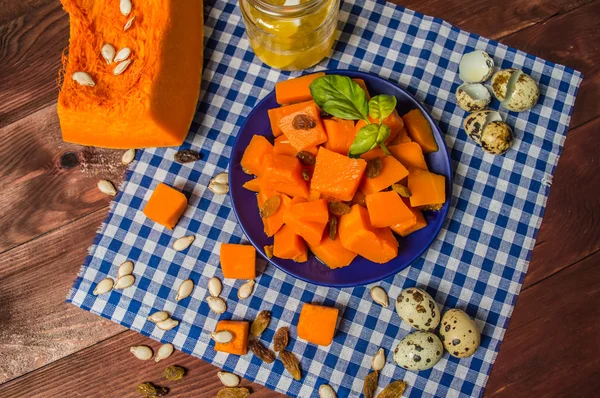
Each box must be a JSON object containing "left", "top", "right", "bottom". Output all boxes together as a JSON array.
[{"left": 310, "top": 75, "right": 397, "bottom": 158}]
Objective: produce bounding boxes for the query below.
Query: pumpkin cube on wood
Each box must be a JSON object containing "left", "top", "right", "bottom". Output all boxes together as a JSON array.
[
  {"left": 241, "top": 135, "right": 273, "bottom": 176},
  {"left": 220, "top": 244, "right": 256, "bottom": 279},
  {"left": 214, "top": 320, "right": 249, "bottom": 355},
  {"left": 143, "top": 183, "right": 187, "bottom": 230},
  {"left": 297, "top": 303, "right": 339, "bottom": 346},
  {"left": 408, "top": 169, "right": 446, "bottom": 207},
  {"left": 366, "top": 191, "right": 416, "bottom": 228},
  {"left": 311, "top": 147, "right": 367, "bottom": 201}
]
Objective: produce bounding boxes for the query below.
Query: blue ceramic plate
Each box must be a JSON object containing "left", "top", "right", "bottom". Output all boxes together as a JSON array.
[{"left": 229, "top": 70, "right": 452, "bottom": 287}]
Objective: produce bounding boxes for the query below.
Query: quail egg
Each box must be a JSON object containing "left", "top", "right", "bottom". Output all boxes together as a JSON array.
[
  {"left": 463, "top": 110, "right": 502, "bottom": 145},
  {"left": 439, "top": 309, "right": 481, "bottom": 358},
  {"left": 459, "top": 51, "right": 495, "bottom": 83},
  {"left": 394, "top": 331, "right": 444, "bottom": 371},
  {"left": 480, "top": 121, "right": 513, "bottom": 155},
  {"left": 491, "top": 68, "right": 540, "bottom": 112},
  {"left": 395, "top": 287, "right": 441, "bottom": 331},
  {"left": 455, "top": 83, "right": 492, "bottom": 112}
]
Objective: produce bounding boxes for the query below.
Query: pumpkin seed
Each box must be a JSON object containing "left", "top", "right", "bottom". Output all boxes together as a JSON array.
[
  {"left": 120, "top": 0, "right": 132, "bottom": 16},
  {"left": 118, "top": 260, "right": 134, "bottom": 277},
  {"left": 328, "top": 201, "right": 351, "bottom": 216},
  {"left": 174, "top": 149, "right": 201, "bottom": 163},
  {"left": 101, "top": 43, "right": 115, "bottom": 64},
  {"left": 211, "top": 330, "right": 234, "bottom": 344},
  {"left": 72, "top": 71, "right": 95, "bottom": 87},
  {"left": 237, "top": 280, "right": 255, "bottom": 300},
  {"left": 259, "top": 195, "right": 281, "bottom": 218},
  {"left": 250, "top": 310, "right": 271, "bottom": 337},
  {"left": 208, "top": 277, "right": 222, "bottom": 297},
  {"left": 176, "top": 279, "right": 194, "bottom": 301},
  {"left": 130, "top": 345, "right": 153, "bottom": 360},
  {"left": 363, "top": 371, "right": 378, "bottom": 398},
  {"left": 121, "top": 149, "right": 136, "bottom": 165},
  {"left": 370, "top": 286, "right": 389, "bottom": 307},
  {"left": 319, "top": 384, "right": 337, "bottom": 398},
  {"left": 371, "top": 347, "right": 385, "bottom": 371},
  {"left": 114, "top": 47, "right": 132, "bottom": 63},
  {"left": 296, "top": 151, "right": 316, "bottom": 166},
  {"left": 301, "top": 169, "right": 311, "bottom": 181},
  {"left": 366, "top": 157, "right": 383, "bottom": 179},
  {"left": 328, "top": 215, "right": 337, "bottom": 240},
  {"left": 273, "top": 326, "right": 289, "bottom": 352},
  {"left": 173, "top": 235, "right": 195, "bottom": 251},
  {"left": 155, "top": 343, "right": 174, "bottom": 362},
  {"left": 208, "top": 181, "right": 229, "bottom": 195},
  {"left": 207, "top": 297, "right": 227, "bottom": 314},
  {"left": 156, "top": 318, "right": 179, "bottom": 331},
  {"left": 264, "top": 245, "right": 274, "bottom": 259},
  {"left": 279, "top": 350, "right": 301, "bottom": 380},
  {"left": 113, "top": 59, "right": 132, "bottom": 75},
  {"left": 123, "top": 15, "right": 135, "bottom": 31},
  {"left": 249, "top": 338, "right": 275, "bottom": 363},
  {"left": 217, "top": 371, "right": 240, "bottom": 387},
  {"left": 114, "top": 274, "right": 135, "bottom": 290},
  {"left": 98, "top": 179, "right": 117, "bottom": 196},
  {"left": 377, "top": 380, "right": 407, "bottom": 398},
  {"left": 163, "top": 365, "right": 186, "bottom": 381},
  {"left": 212, "top": 172, "right": 229, "bottom": 185},
  {"left": 136, "top": 382, "right": 168, "bottom": 397},
  {"left": 148, "top": 311, "right": 169, "bottom": 323},
  {"left": 93, "top": 277, "right": 114, "bottom": 295},
  {"left": 292, "top": 114, "right": 316, "bottom": 130},
  {"left": 217, "top": 387, "right": 250, "bottom": 398},
  {"left": 391, "top": 183, "right": 411, "bottom": 198}
]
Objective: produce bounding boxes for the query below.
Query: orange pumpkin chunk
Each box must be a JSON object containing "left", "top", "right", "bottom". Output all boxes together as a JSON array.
[
  {"left": 366, "top": 191, "right": 416, "bottom": 228},
  {"left": 402, "top": 109, "right": 439, "bottom": 154},
  {"left": 242, "top": 177, "right": 262, "bottom": 192},
  {"left": 261, "top": 154, "right": 309, "bottom": 199},
  {"left": 220, "top": 244, "right": 256, "bottom": 279},
  {"left": 288, "top": 199, "right": 329, "bottom": 224},
  {"left": 143, "top": 183, "right": 187, "bottom": 230},
  {"left": 323, "top": 119, "right": 357, "bottom": 156},
  {"left": 408, "top": 169, "right": 446, "bottom": 207},
  {"left": 353, "top": 78, "right": 371, "bottom": 99},
  {"left": 257, "top": 190, "right": 291, "bottom": 237},
  {"left": 311, "top": 147, "right": 367, "bottom": 201},
  {"left": 274, "top": 135, "right": 318, "bottom": 157},
  {"left": 338, "top": 205, "right": 398, "bottom": 263},
  {"left": 389, "top": 142, "right": 428, "bottom": 171},
  {"left": 282, "top": 208, "right": 327, "bottom": 247},
  {"left": 309, "top": 236, "right": 357, "bottom": 269},
  {"left": 214, "top": 320, "right": 249, "bottom": 355},
  {"left": 391, "top": 202, "right": 427, "bottom": 237},
  {"left": 388, "top": 128, "right": 412, "bottom": 145},
  {"left": 360, "top": 147, "right": 387, "bottom": 161},
  {"left": 268, "top": 101, "right": 318, "bottom": 137},
  {"left": 308, "top": 188, "right": 321, "bottom": 201},
  {"left": 279, "top": 101, "right": 327, "bottom": 151},
  {"left": 240, "top": 135, "right": 273, "bottom": 176},
  {"left": 360, "top": 156, "right": 409, "bottom": 195},
  {"left": 273, "top": 224, "right": 308, "bottom": 262},
  {"left": 297, "top": 303, "right": 338, "bottom": 346},
  {"left": 275, "top": 72, "right": 326, "bottom": 105}
]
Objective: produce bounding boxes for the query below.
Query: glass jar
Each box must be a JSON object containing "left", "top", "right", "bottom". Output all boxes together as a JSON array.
[{"left": 239, "top": 0, "right": 339, "bottom": 71}]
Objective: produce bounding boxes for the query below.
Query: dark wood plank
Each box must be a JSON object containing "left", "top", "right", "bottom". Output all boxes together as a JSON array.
[
  {"left": 0, "top": 0, "right": 55, "bottom": 26},
  {"left": 0, "top": 105, "right": 126, "bottom": 253},
  {"left": 485, "top": 250, "right": 600, "bottom": 396},
  {"left": 523, "top": 117, "right": 600, "bottom": 288},
  {"left": 0, "top": 209, "right": 124, "bottom": 384}
]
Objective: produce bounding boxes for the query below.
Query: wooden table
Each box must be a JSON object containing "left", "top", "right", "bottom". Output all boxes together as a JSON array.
[{"left": 1, "top": 0, "right": 599, "bottom": 396}]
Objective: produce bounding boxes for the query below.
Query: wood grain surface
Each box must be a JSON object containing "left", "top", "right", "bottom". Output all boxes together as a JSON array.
[{"left": 0, "top": 0, "right": 598, "bottom": 397}]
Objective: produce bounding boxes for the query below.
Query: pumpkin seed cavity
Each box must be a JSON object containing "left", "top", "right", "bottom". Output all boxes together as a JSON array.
[
  {"left": 259, "top": 195, "right": 281, "bottom": 218},
  {"left": 366, "top": 157, "right": 383, "bottom": 179}
]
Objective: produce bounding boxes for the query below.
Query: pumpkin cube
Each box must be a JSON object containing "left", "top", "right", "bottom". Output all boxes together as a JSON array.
[
  {"left": 261, "top": 154, "right": 309, "bottom": 199},
  {"left": 408, "top": 169, "right": 446, "bottom": 207},
  {"left": 143, "top": 183, "right": 187, "bottom": 230},
  {"left": 273, "top": 224, "right": 308, "bottom": 262},
  {"left": 323, "top": 119, "right": 357, "bottom": 156},
  {"left": 308, "top": 236, "right": 357, "bottom": 269},
  {"left": 297, "top": 303, "right": 338, "bottom": 346},
  {"left": 288, "top": 199, "right": 329, "bottom": 224},
  {"left": 278, "top": 101, "right": 328, "bottom": 151},
  {"left": 389, "top": 142, "right": 428, "bottom": 171},
  {"left": 275, "top": 72, "right": 326, "bottom": 105},
  {"left": 311, "top": 147, "right": 367, "bottom": 201},
  {"left": 257, "top": 190, "right": 291, "bottom": 237},
  {"left": 220, "top": 244, "right": 256, "bottom": 279},
  {"left": 241, "top": 135, "right": 273, "bottom": 176},
  {"left": 214, "top": 320, "right": 249, "bottom": 355},
  {"left": 403, "top": 109, "right": 439, "bottom": 154},
  {"left": 282, "top": 208, "right": 327, "bottom": 247},
  {"left": 391, "top": 202, "right": 427, "bottom": 237},
  {"left": 360, "top": 156, "right": 409, "bottom": 195},
  {"left": 366, "top": 191, "right": 416, "bottom": 228},
  {"left": 242, "top": 177, "right": 262, "bottom": 193}
]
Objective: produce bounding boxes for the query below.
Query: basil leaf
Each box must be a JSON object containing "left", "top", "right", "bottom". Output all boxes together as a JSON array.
[
  {"left": 369, "top": 94, "right": 397, "bottom": 120},
  {"left": 309, "top": 75, "right": 369, "bottom": 121},
  {"left": 349, "top": 123, "right": 391, "bottom": 158}
]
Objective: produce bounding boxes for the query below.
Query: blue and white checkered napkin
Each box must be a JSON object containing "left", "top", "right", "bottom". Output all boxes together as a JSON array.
[{"left": 67, "top": 0, "right": 582, "bottom": 396}]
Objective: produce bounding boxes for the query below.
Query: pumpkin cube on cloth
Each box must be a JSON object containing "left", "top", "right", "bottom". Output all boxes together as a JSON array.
[
  {"left": 297, "top": 303, "right": 339, "bottom": 346},
  {"left": 213, "top": 320, "right": 249, "bottom": 355},
  {"left": 311, "top": 147, "right": 367, "bottom": 201},
  {"left": 143, "top": 183, "right": 188, "bottom": 230},
  {"left": 220, "top": 244, "right": 256, "bottom": 279}
]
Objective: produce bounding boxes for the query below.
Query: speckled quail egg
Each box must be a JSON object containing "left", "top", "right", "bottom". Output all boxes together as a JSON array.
[
  {"left": 394, "top": 331, "right": 444, "bottom": 371},
  {"left": 491, "top": 68, "right": 540, "bottom": 112},
  {"left": 455, "top": 83, "right": 492, "bottom": 112},
  {"left": 480, "top": 121, "right": 513, "bottom": 155},
  {"left": 463, "top": 110, "right": 502, "bottom": 145},
  {"left": 459, "top": 50, "right": 495, "bottom": 83},
  {"left": 439, "top": 309, "right": 481, "bottom": 358},
  {"left": 395, "top": 287, "right": 441, "bottom": 331}
]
